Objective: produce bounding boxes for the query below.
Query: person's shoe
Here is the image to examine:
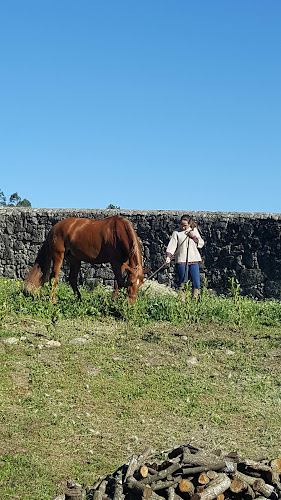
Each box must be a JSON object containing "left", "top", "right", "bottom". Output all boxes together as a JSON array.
[{"left": 192, "top": 288, "right": 200, "bottom": 299}]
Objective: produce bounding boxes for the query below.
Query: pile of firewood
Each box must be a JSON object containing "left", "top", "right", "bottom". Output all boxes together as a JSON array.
[{"left": 74, "top": 444, "right": 281, "bottom": 500}]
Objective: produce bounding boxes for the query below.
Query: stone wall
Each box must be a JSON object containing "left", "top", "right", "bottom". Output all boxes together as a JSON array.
[{"left": 1, "top": 207, "right": 281, "bottom": 299}]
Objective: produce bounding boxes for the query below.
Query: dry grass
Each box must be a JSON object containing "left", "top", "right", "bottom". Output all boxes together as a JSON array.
[{"left": 140, "top": 280, "right": 178, "bottom": 297}]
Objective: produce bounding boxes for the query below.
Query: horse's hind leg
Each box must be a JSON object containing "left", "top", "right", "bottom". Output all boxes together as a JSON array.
[
  {"left": 66, "top": 255, "right": 82, "bottom": 300},
  {"left": 50, "top": 250, "right": 65, "bottom": 304}
]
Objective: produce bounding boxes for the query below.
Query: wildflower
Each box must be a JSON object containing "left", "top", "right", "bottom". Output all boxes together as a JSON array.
[{"left": 4, "top": 281, "right": 7, "bottom": 284}]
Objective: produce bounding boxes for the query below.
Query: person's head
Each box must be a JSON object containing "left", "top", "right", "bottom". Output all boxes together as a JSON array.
[{"left": 180, "top": 215, "right": 196, "bottom": 231}]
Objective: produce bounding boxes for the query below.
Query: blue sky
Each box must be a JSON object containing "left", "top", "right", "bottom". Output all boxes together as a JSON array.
[{"left": 1, "top": 1, "right": 280, "bottom": 212}]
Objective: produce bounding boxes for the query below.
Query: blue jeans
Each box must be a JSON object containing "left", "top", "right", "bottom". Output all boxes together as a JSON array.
[{"left": 176, "top": 263, "right": 200, "bottom": 289}]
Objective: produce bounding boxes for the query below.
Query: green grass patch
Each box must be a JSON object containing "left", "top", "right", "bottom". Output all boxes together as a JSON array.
[
  {"left": 1, "top": 276, "right": 281, "bottom": 328},
  {"left": 0, "top": 277, "right": 281, "bottom": 499}
]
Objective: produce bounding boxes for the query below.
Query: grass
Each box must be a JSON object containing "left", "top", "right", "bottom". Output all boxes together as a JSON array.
[
  {"left": 2, "top": 276, "right": 281, "bottom": 328},
  {"left": 0, "top": 277, "right": 281, "bottom": 499}
]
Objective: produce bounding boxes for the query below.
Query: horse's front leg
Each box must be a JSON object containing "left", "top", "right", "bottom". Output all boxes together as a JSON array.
[
  {"left": 111, "top": 262, "right": 125, "bottom": 300},
  {"left": 114, "top": 279, "right": 119, "bottom": 299},
  {"left": 66, "top": 255, "right": 82, "bottom": 301}
]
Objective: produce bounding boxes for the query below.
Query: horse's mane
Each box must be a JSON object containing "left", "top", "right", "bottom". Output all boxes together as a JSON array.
[{"left": 114, "top": 216, "right": 140, "bottom": 263}]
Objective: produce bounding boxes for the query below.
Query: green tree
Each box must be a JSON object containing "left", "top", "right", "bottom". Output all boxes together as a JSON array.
[
  {"left": 17, "top": 198, "right": 32, "bottom": 207},
  {"left": 0, "top": 189, "right": 31, "bottom": 207},
  {"left": 0, "top": 190, "right": 6, "bottom": 206},
  {"left": 9, "top": 192, "right": 21, "bottom": 206},
  {"left": 106, "top": 204, "right": 120, "bottom": 209}
]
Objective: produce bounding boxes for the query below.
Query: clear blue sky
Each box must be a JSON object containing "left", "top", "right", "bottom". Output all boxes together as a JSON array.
[{"left": 1, "top": 1, "right": 280, "bottom": 212}]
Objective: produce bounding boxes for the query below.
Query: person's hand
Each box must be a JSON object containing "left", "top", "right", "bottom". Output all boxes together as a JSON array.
[
  {"left": 166, "top": 256, "right": 171, "bottom": 264},
  {"left": 188, "top": 230, "right": 195, "bottom": 238}
]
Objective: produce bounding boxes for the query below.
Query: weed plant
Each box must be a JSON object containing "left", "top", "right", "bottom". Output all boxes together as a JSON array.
[{"left": 1, "top": 276, "right": 281, "bottom": 328}]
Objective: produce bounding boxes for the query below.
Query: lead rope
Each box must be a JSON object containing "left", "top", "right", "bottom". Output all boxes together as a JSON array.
[
  {"left": 185, "top": 233, "right": 190, "bottom": 281},
  {"left": 142, "top": 231, "right": 190, "bottom": 294}
]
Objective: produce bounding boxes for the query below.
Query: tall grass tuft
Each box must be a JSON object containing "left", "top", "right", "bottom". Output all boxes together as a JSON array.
[{"left": 1, "top": 276, "right": 281, "bottom": 328}]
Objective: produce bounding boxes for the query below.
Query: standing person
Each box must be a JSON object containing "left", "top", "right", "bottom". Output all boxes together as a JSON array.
[{"left": 166, "top": 215, "right": 204, "bottom": 297}]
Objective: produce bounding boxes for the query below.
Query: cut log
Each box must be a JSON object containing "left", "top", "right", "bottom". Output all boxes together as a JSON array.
[
  {"left": 182, "top": 451, "right": 234, "bottom": 474},
  {"left": 167, "top": 486, "right": 183, "bottom": 500},
  {"left": 230, "top": 477, "right": 247, "bottom": 494},
  {"left": 139, "top": 462, "right": 181, "bottom": 485},
  {"left": 253, "top": 478, "right": 277, "bottom": 498},
  {"left": 198, "top": 473, "right": 210, "bottom": 485},
  {"left": 241, "top": 458, "right": 274, "bottom": 483},
  {"left": 125, "top": 447, "right": 153, "bottom": 481},
  {"left": 225, "top": 451, "right": 243, "bottom": 462},
  {"left": 246, "top": 484, "right": 255, "bottom": 499},
  {"left": 93, "top": 492, "right": 102, "bottom": 500},
  {"left": 113, "top": 471, "right": 124, "bottom": 500},
  {"left": 190, "top": 473, "right": 231, "bottom": 500},
  {"left": 182, "top": 464, "right": 226, "bottom": 476},
  {"left": 234, "top": 470, "right": 257, "bottom": 486},
  {"left": 125, "top": 457, "right": 137, "bottom": 482},
  {"left": 206, "top": 471, "right": 218, "bottom": 481},
  {"left": 151, "top": 477, "right": 181, "bottom": 491},
  {"left": 216, "top": 494, "right": 224, "bottom": 500},
  {"left": 255, "top": 498, "right": 275, "bottom": 500},
  {"left": 65, "top": 486, "right": 83, "bottom": 500},
  {"left": 126, "top": 479, "right": 152, "bottom": 496},
  {"left": 168, "top": 486, "right": 175, "bottom": 500},
  {"left": 140, "top": 466, "right": 149, "bottom": 478},
  {"left": 182, "top": 451, "right": 224, "bottom": 469},
  {"left": 179, "top": 478, "right": 195, "bottom": 495},
  {"left": 197, "top": 486, "right": 204, "bottom": 493},
  {"left": 141, "top": 485, "right": 153, "bottom": 500},
  {"left": 147, "top": 467, "right": 158, "bottom": 475},
  {"left": 150, "top": 492, "right": 167, "bottom": 500},
  {"left": 93, "top": 479, "right": 107, "bottom": 500},
  {"left": 243, "top": 459, "right": 273, "bottom": 472},
  {"left": 270, "top": 459, "right": 281, "bottom": 472},
  {"left": 167, "top": 444, "right": 199, "bottom": 460}
]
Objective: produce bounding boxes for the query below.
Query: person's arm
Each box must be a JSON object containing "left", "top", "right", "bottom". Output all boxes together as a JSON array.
[
  {"left": 166, "top": 252, "right": 172, "bottom": 264},
  {"left": 187, "top": 229, "right": 198, "bottom": 244},
  {"left": 166, "top": 231, "right": 178, "bottom": 263},
  {"left": 192, "top": 228, "right": 204, "bottom": 248}
]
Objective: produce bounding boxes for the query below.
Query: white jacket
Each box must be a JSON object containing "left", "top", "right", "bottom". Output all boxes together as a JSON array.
[{"left": 166, "top": 227, "right": 204, "bottom": 263}]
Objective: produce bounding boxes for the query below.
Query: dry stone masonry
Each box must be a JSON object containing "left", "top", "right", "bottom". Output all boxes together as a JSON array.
[{"left": 1, "top": 207, "right": 281, "bottom": 299}]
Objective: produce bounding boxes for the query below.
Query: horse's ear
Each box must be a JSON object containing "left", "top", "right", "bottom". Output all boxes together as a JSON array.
[{"left": 143, "top": 269, "right": 150, "bottom": 274}]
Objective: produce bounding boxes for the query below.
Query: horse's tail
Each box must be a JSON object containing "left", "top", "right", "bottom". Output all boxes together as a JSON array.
[{"left": 25, "top": 239, "right": 52, "bottom": 291}]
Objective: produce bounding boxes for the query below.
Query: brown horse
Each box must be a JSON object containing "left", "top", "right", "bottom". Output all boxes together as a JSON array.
[{"left": 25, "top": 215, "right": 146, "bottom": 304}]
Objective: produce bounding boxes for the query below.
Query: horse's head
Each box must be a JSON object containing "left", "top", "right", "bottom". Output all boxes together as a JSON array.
[{"left": 123, "top": 264, "right": 148, "bottom": 304}]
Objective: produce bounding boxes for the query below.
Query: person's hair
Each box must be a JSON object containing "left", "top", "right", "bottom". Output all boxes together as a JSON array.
[{"left": 180, "top": 214, "right": 196, "bottom": 228}]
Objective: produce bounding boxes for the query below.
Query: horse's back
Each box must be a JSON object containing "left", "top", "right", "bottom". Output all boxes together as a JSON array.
[
  {"left": 52, "top": 216, "right": 124, "bottom": 233},
  {"left": 49, "top": 216, "right": 132, "bottom": 262},
  {"left": 50, "top": 217, "right": 97, "bottom": 241}
]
